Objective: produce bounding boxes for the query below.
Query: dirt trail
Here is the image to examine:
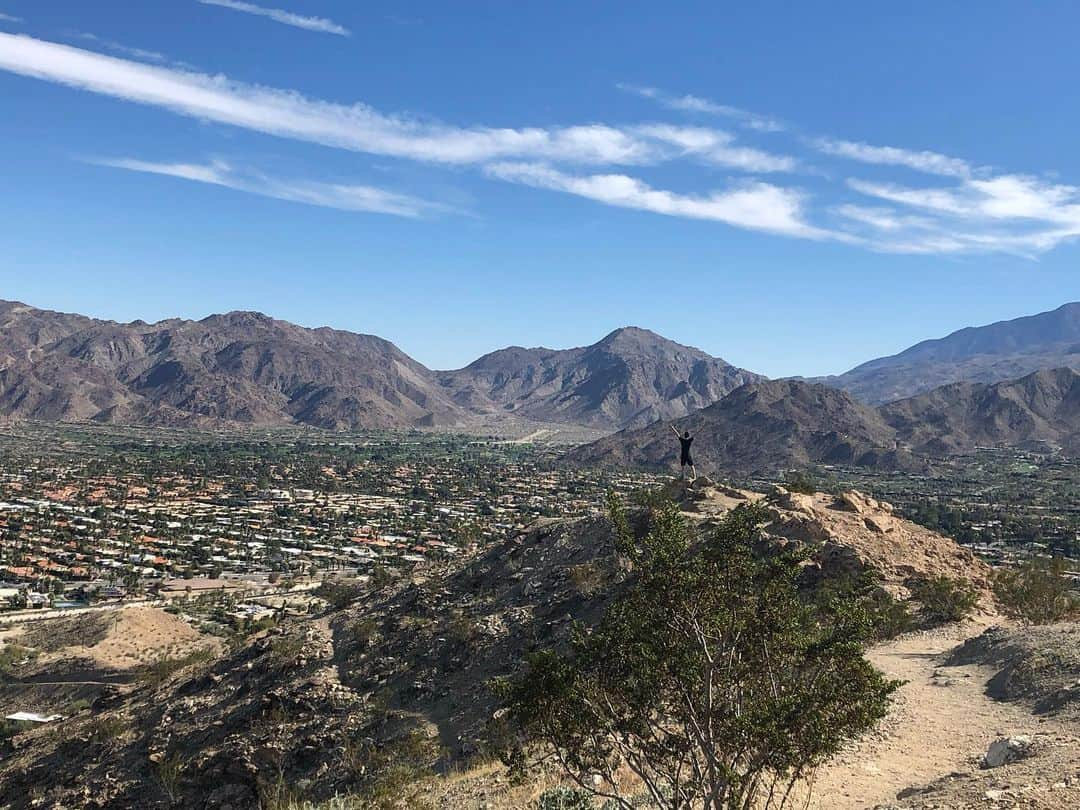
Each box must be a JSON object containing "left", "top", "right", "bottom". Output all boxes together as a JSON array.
[{"left": 808, "top": 619, "right": 1070, "bottom": 809}]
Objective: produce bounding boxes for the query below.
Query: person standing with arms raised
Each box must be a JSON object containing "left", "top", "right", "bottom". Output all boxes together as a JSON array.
[{"left": 671, "top": 425, "right": 697, "bottom": 481}]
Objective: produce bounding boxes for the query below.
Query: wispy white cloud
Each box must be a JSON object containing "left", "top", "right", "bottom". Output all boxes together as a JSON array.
[
  {"left": 88, "top": 157, "right": 446, "bottom": 217},
  {"left": 840, "top": 174, "right": 1080, "bottom": 255},
  {"left": 0, "top": 12, "right": 22, "bottom": 23},
  {"left": 197, "top": 0, "right": 350, "bottom": 36},
  {"left": 813, "top": 138, "right": 972, "bottom": 178},
  {"left": 0, "top": 33, "right": 639, "bottom": 164},
  {"left": 71, "top": 32, "right": 169, "bottom": 65},
  {"left": 848, "top": 174, "right": 1080, "bottom": 222},
  {"left": 634, "top": 124, "right": 796, "bottom": 172},
  {"left": 0, "top": 33, "right": 782, "bottom": 171},
  {"left": 618, "top": 84, "right": 785, "bottom": 132},
  {"left": 486, "top": 162, "right": 828, "bottom": 239},
  {"left": 7, "top": 31, "right": 1080, "bottom": 256}
]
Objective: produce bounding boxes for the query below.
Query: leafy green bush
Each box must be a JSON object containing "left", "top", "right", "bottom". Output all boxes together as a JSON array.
[
  {"left": 499, "top": 498, "right": 901, "bottom": 810},
  {"left": 993, "top": 557, "right": 1080, "bottom": 624},
  {"left": 537, "top": 786, "right": 594, "bottom": 810},
  {"left": 783, "top": 470, "right": 819, "bottom": 495},
  {"left": 910, "top": 575, "right": 980, "bottom": 624},
  {"left": 815, "top": 571, "right": 914, "bottom": 641}
]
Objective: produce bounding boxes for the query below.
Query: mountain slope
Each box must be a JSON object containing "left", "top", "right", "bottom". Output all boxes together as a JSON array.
[
  {"left": 0, "top": 486, "right": 993, "bottom": 809},
  {"left": 565, "top": 378, "right": 911, "bottom": 473},
  {"left": 568, "top": 369, "right": 1080, "bottom": 474},
  {"left": 437, "top": 326, "right": 762, "bottom": 430},
  {"left": 816, "top": 302, "right": 1080, "bottom": 404},
  {"left": 882, "top": 367, "right": 1080, "bottom": 455},
  {"left": 0, "top": 301, "right": 469, "bottom": 429}
]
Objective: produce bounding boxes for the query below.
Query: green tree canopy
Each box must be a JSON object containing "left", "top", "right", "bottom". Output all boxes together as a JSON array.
[{"left": 499, "top": 498, "right": 901, "bottom": 810}]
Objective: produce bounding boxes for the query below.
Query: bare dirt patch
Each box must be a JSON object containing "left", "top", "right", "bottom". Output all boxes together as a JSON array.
[{"left": 807, "top": 619, "right": 1080, "bottom": 809}]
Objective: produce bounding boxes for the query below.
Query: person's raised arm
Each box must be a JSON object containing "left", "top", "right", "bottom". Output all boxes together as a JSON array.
[{"left": 670, "top": 425, "right": 681, "bottom": 436}]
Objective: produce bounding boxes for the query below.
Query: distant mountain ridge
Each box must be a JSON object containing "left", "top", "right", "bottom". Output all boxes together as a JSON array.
[
  {"left": 0, "top": 302, "right": 760, "bottom": 432},
  {"left": 0, "top": 301, "right": 467, "bottom": 430},
  {"left": 568, "top": 368, "right": 1080, "bottom": 474},
  {"left": 814, "top": 302, "right": 1080, "bottom": 404},
  {"left": 437, "top": 326, "right": 762, "bottom": 430}
]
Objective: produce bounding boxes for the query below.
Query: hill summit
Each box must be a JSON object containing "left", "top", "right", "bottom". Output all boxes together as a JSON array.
[
  {"left": 569, "top": 368, "right": 1080, "bottom": 473},
  {"left": 437, "top": 326, "right": 762, "bottom": 430}
]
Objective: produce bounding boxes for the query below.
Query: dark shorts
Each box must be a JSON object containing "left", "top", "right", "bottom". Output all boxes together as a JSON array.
[{"left": 681, "top": 453, "right": 693, "bottom": 466}]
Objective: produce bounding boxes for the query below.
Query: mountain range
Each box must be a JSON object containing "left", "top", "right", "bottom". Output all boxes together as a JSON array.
[
  {"left": 0, "top": 302, "right": 464, "bottom": 430},
  {"left": 568, "top": 368, "right": 1080, "bottom": 474},
  {"left": 1, "top": 298, "right": 1078, "bottom": 468},
  {"left": 0, "top": 302, "right": 756, "bottom": 432},
  {"left": 811, "top": 302, "right": 1080, "bottom": 404}
]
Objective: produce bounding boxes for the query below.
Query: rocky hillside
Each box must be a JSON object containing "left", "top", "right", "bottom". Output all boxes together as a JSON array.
[
  {"left": 0, "top": 484, "right": 993, "bottom": 809},
  {"left": 569, "top": 369, "right": 1080, "bottom": 474},
  {"left": 565, "top": 378, "right": 917, "bottom": 474},
  {"left": 0, "top": 301, "right": 470, "bottom": 429},
  {"left": 437, "top": 326, "right": 762, "bottom": 431},
  {"left": 814, "top": 301, "right": 1080, "bottom": 404},
  {"left": 0, "top": 303, "right": 761, "bottom": 433},
  {"left": 881, "top": 367, "right": 1080, "bottom": 456}
]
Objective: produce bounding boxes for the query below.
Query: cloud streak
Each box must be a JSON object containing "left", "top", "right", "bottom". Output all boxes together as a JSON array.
[
  {"left": 71, "top": 33, "right": 170, "bottom": 65},
  {"left": 814, "top": 138, "right": 972, "bottom": 178},
  {"left": 486, "top": 162, "right": 828, "bottom": 239},
  {"left": 840, "top": 173, "right": 1080, "bottom": 255},
  {"left": 0, "top": 33, "right": 791, "bottom": 172},
  {"left": 89, "top": 157, "right": 445, "bottom": 217},
  {"left": 0, "top": 12, "right": 22, "bottom": 23},
  {"left": 619, "top": 84, "right": 785, "bottom": 132},
  {"left": 634, "top": 125, "right": 796, "bottom": 172},
  {"left": 196, "top": 0, "right": 350, "bottom": 36},
  {"left": 4, "top": 31, "right": 1080, "bottom": 256}
]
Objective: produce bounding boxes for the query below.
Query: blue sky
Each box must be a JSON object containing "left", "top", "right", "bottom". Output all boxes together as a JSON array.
[{"left": 1, "top": 2, "right": 1078, "bottom": 376}]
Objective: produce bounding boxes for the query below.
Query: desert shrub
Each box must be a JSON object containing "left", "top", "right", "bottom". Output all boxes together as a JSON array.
[
  {"left": 352, "top": 617, "right": 380, "bottom": 650},
  {"left": 910, "top": 576, "right": 980, "bottom": 624},
  {"left": 369, "top": 565, "right": 398, "bottom": 589},
  {"left": 84, "top": 714, "right": 129, "bottom": 744},
  {"left": 0, "top": 718, "right": 35, "bottom": 741},
  {"left": 262, "top": 793, "right": 366, "bottom": 810},
  {"left": 445, "top": 609, "right": 481, "bottom": 652},
  {"left": 0, "top": 643, "right": 37, "bottom": 672},
  {"left": 993, "top": 556, "right": 1080, "bottom": 624},
  {"left": 566, "top": 561, "right": 608, "bottom": 597},
  {"left": 268, "top": 635, "right": 307, "bottom": 664},
  {"left": 782, "top": 470, "right": 818, "bottom": 495},
  {"left": 499, "top": 498, "right": 900, "bottom": 810},
  {"left": 316, "top": 580, "right": 365, "bottom": 610},
  {"left": 815, "top": 571, "right": 914, "bottom": 641},
  {"left": 631, "top": 485, "right": 673, "bottom": 511},
  {"left": 340, "top": 729, "right": 443, "bottom": 809},
  {"left": 153, "top": 752, "right": 187, "bottom": 803},
  {"left": 246, "top": 615, "right": 279, "bottom": 635},
  {"left": 537, "top": 786, "right": 594, "bottom": 810},
  {"left": 139, "top": 647, "right": 215, "bottom": 688}
]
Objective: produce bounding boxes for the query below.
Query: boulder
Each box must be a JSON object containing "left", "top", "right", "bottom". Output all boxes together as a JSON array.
[{"left": 981, "top": 735, "right": 1034, "bottom": 769}]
